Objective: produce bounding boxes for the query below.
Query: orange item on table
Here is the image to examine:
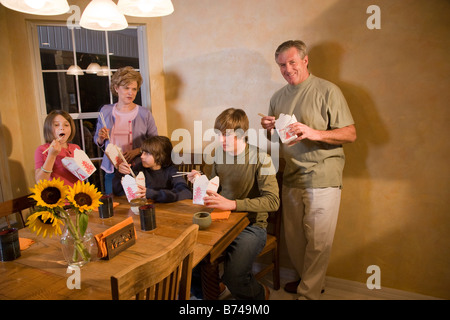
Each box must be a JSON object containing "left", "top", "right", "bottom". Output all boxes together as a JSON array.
[
  {"left": 211, "top": 209, "right": 231, "bottom": 221},
  {"left": 19, "top": 238, "right": 35, "bottom": 250},
  {"left": 93, "top": 202, "right": 120, "bottom": 212},
  {"left": 94, "top": 217, "right": 136, "bottom": 258}
]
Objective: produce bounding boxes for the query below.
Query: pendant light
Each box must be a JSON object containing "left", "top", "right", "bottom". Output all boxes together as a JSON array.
[
  {"left": 86, "top": 63, "right": 102, "bottom": 74},
  {"left": 117, "top": 0, "right": 174, "bottom": 17},
  {"left": 97, "top": 66, "right": 112, "bottom": 77},
  {"left": 80, "top": 0, "right": 128, "bottom": 31},
  {"left": 0, "top": 0, "right": 69, "bottom": 15},
  {"left": 2, "top": 0, "right": 174, "bottom": 31},
  {"left": 67, "top": 65, "right": 84, "bottom": 76}
]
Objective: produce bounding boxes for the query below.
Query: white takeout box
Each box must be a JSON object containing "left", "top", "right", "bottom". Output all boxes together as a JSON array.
[
  {"left": 121, "top": 174, "right": 139, "bottom": 202},
  {"left": 61, "top": 148, "right": 96, "bottom": 181},
  {"left": 105, "top": 143, "right": 123, "bottom": 168},
  {"left": 121, "top": 172, "right": 145, "bottom": 203},
  {"left": 193, "top": 175, "right": 220, "bottom": 205},
  {"left": 275, "top": 113, "right": 298, "bottom": 144},
  {"left": 136, "top": 171, "right": 145, "bottom": 188}
]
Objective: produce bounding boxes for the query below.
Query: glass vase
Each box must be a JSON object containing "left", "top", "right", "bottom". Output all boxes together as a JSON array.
[{"left": 60, "top": 211, "right": 95, "bottom": 267}]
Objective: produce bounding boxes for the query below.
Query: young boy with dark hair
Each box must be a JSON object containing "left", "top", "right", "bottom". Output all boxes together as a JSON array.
[{"left": 113, "top": 135, "right": 192, "bottom": 202}]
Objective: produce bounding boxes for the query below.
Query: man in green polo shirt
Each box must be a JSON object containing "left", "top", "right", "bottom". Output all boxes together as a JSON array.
[{"left": 261, "top": 40, "right": 356, "bottom": 300}]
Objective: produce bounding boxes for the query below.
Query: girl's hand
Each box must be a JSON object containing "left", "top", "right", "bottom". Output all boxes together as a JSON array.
[
  {"left": 203, "top": 190, "right": 236, "bottom": 211},
  {"left": 48, "top": 138, "right": 63, "bottom": 156}
]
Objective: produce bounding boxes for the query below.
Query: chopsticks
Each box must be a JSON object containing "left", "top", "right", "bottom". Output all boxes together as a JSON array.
[
  {"left": 99, "top": 112, "right": 110, "bottom": 140},
  {"left": 115, "top": 145, "right": 136, "bottom": 179},
  {"left": 172, "top": 171, "right": 202, "bottom": 178},
  {"left": 258, "top": 113, "right": 267, "bottom": 117}
]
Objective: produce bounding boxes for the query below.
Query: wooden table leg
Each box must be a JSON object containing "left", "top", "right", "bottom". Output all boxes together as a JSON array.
[{"left": 201, "top": 259, "right": 221, "bottom": 300}]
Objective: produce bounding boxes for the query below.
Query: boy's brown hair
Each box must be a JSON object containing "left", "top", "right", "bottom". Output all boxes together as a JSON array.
[
  {"left": 140, "top": 136, "right": 173, "bottom": 168},
  {"left": 214, "top": 108, "right": 249, "bottom": 138}
]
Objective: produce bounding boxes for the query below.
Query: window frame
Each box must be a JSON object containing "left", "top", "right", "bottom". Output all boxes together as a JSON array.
[{"left": 28, "top": 21, "right": 150, "bottom": 191}]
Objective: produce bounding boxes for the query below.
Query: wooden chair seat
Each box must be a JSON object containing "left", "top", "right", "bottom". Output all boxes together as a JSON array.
[{"left": 259, "top": 233, "right": 277, "bottom": 256}]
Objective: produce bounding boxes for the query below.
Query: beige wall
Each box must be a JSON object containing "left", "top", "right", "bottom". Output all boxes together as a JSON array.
[
  {"left": 162, "top": 0, "right": 450, "bottom": 298},
  {"left": 1, "top": 0, "right": 449, "bottom": 299}
]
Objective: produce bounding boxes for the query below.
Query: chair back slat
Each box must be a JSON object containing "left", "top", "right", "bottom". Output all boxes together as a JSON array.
[
  {"left": 175, "top": 153, "right": 205, "bottom": 189},
  {"left": 111, "top": 224, "right": 199, "bottom": 300}
]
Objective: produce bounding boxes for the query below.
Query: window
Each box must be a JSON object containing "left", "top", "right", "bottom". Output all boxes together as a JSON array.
[{"left": 32, "top": 23, "right": 150, "bottom": 192}]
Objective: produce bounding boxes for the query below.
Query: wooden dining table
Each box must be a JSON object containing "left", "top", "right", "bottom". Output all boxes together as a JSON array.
[{"left": 0, "top": 196, "right": 249, "bottom": 300}]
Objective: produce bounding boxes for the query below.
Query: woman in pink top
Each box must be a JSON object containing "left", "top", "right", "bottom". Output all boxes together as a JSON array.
[
  {"left": 94, "top": 67, "right": 158, "bottom": 194},
  {"left": 35, "top": 110, "right": 81, "bottom": 186}
]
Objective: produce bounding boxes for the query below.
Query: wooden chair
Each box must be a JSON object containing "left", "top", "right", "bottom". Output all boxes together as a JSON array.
[
  {"left": 0, "top": 194, "right": 36, "bottom": 229},
  {"left": 254, "top": 207, "right": 282, "bottom": 290},
  {"left": 110, "top": 224, "right": 199, "bottom": 300},
  {"left": 254, "top": 158, "right": 285, "bottom": 290}
]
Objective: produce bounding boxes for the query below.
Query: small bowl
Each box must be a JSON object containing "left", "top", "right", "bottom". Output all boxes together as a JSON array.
[
  {"left": 130, "top": 198, "right": 147, "bottom": 215},
  {"left": 193, "top": 212, "right": 212, "bottom": 230}
]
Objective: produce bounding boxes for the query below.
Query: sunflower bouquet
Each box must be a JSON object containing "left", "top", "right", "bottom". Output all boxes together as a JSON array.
[{"left": 27, "top": 178, "right": 102, "bottom": 265}]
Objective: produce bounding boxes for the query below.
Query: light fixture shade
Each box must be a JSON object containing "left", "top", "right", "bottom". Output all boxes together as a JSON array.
[
  {"left": 0, "top": 0, "right": 69, "bottom": 15},
  {"left": 118, "top": 0, "right": 174, "bottom": 17},
  {"left": 67, "top": 65, "right": 84, "bottom": 76},
  {"left": 80, "top": 0, "right": 128, "bottom": 31},
  {"left": 86, "top": 63, "right": 102, "bottom": 74},
  {"left": 97, "top": 66, "right": 112, "bottom": 77}
]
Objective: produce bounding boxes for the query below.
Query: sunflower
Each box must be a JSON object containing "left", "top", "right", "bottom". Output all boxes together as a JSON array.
[
  {"left": 26, "top": 211, "right": 64, "bottom": 238},
  {"left": 67, "top": 181, "right": 102, "bottom": 212},
  {"left": 29, "top": 178, "right": 68, "bottom": 209}
]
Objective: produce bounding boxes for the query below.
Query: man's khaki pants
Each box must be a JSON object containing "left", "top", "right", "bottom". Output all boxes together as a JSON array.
[{"left": 282, "top": 186, "right": 341, "bottom": 300}]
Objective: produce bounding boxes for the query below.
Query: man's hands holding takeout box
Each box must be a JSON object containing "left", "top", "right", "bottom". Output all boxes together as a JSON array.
[
  {"left": 203, "top": 190, "right": 237, "bottom": 211},
  {"left": 260, "top": 113, "right": 318, "bottom": 146},
  {"left": 187, "top": 170, "right": 236, "bottom": 211}
]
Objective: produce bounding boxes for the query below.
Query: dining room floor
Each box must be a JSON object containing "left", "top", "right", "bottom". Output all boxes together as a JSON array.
[{"left": 217, "top": 266, "right": 440, "bottom": 300}]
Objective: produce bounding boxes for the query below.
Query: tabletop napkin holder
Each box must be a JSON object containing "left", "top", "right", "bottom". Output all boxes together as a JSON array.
[{"left": 95, "top": 217, "right": 137, "bottom": 260}]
